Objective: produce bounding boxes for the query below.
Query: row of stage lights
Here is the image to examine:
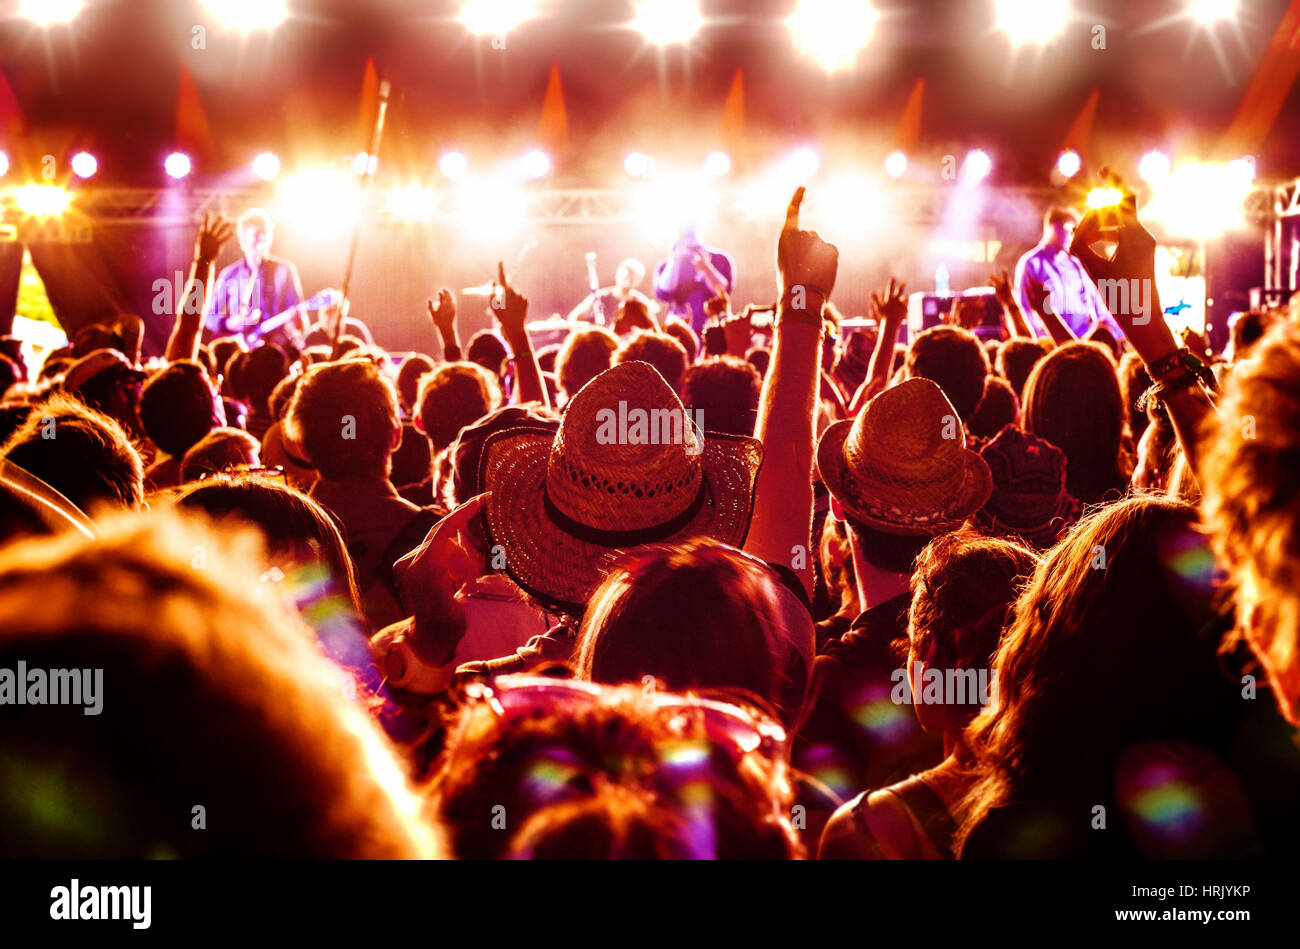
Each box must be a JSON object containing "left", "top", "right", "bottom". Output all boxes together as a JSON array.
[{"left": 19, "top": 0, "right": 1245, "bottom": 71}]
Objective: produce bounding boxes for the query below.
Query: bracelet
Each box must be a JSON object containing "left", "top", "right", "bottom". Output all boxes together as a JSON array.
[
  {"left": 1136, "top": 369, "right": 1205, "bottom": 412},
  {"left": 1145, "top": 347, "right": 1214, "bottom": 389}
]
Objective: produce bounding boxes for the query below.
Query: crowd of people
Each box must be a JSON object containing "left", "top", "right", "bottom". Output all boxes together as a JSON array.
[{"left": 2, "top": 170, "right": 1299, "bottom": 860}]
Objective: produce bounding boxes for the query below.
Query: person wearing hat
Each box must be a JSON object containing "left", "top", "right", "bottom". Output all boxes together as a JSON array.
[
  {"left": 61, "top": 348, "right": 147, "bottom": 441},
  {"left": 795, "top": 375, "right": 995, "bottom": 795},
  {"left": 975, "top": 424, "right": 1082, "bottom": 551}
]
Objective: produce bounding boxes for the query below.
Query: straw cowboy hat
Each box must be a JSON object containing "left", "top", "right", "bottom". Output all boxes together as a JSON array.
[
  {"left": 479, "top": 361, "right": 763, "bottom": 614},
  {"left": 817, "top": 377, "right": 993, "bottom": 536}
]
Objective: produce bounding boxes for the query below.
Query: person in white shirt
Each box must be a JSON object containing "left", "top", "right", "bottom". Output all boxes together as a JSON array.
[{"left": 1014, "top": 207, "right": 1123, "bottom": 340}]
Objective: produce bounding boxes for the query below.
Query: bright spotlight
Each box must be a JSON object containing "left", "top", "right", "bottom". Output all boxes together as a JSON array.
[
  {"left": 788, "top": 146, "right": 821, "bottom": 181},
  {"left": 633, "top": 0, "right": 704, "bottom": 46},
  {"left": 789, "top": 0, "right": 879, "bottom": 71},
  {"left": 625, "top": 152, "right": 653, "bottom": 178},
  {"left": 201, "top": 0, "right": 288, "bottom": 32},
  {"left": 821, "top": 176, "right": 888, "bottom": 239},
  {"left": 884, "top": 150, "right": 908, "bottom": 179},
  {"left": 1057, "top": 150, "right": 1081, "bottom": 179},
  {"left": 1227, "top": 156, "right": 1256, "bottom": 184},
  {"left": 631, "top": 174, "right": 718, "bottom": 243},
  {"left": 439, "top": 151, "right": 469, "bottom": 180},
  {"left": 1144, "top": 162, "right": 1253, "bottom": 239},
  {"left": 994, "top": 0, "right": 1070, "bottom": 47},
  {"left": 252, "top": 152, "right": 281, "bottom": 181},
  {"left": 458, "top": 0, "right": 537, "bottom": 36},
  {"left": 520, "top": 149, "right": 551, "bottom": 179},
  {"left": 453, "top": 179, "right": 529, "bottom": 240},
  {"left": 14, "top": 185, "right": 70, "bottom": 217},
  {"left": 70, "top": 152, "right": 98, "bottom": 179},
  {"left": 961, "top": 149, "right": 992, "bottom": 186},
  {"left": 0, "top": 152, "right": 8, "bottom": 178},
  {"left": 352, "top": 152, "right": 378, "bottom": 176},
  {"left": 1139, "top": 150, "right": 1171, "bottom": 183},
  {"left": 164, "top": 152, "right": 192, "bottom": 180},
  {"left": 279, "top": 167, "right": 362, "bottom": 233},
  {"left": 18, "top": 0, "right": 83, "bottom": 25},
  {"left": 1188, "top": 0, "right": 1237, "bottom": 26},
  {"left": 704, "top": 151, "right": 731, "bottom": 177},
  {"left": 388, "top": 185, "right": 439, "bottom": 222},
  {"left": 1085, "top": 187, "right": 1123, "bottom": 210}
]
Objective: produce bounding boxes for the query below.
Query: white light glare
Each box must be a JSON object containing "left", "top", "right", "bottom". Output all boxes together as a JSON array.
[
  {"left": 633, "top": 0, "right": 704, "bottom": 46},
  {"left": 0, "top": 152, "right": 8, "bottom": 178},
  {"left": 994, "top": 0, "right": 1070, "bottom": 47},
  {"left": 704, "top": 151, "right": 731, "bottom": 177},
  {"left": 71, "top": 152, "right": 98, "bottom": 178},
  {"left": 1187, "top": 0, "right": 1238, "bottom": 26},
  {"left": 521, "top": 150, "right": 551, "bottom": 179},
  {"left": 201, "top": 0, "right": 289, "bottom": 33},
  {"left": 625, "top": 152, "right": 653, "bottom": 178},
  {"left": 1057, "top": 150, "right": 1081, "bottom": 179},
  {"left": 787, "top": 146, "right": 821, "bottom": 181},
  {"left": 1139, "top": 151, "right": 1171, "bottom": 183},
  {"left": 459, "top": 0, "right": 537, "bottom": 36},
  {"left": 440, "top": 152, "right": 469, "bottom": 180},
  {"left": 19, "top": 0, "right": 83, "bottom": 26},
  {"left": 388, "top": 185, "right": 439, "bottom": 221},
  {"left": 165, "top": 152, "right": 192, "bottom": 179},
  {"left": 884, "top": 150, "right": 908, "bottom": 179},
  {"left": 252, "top": 152, "right": 281, "bottom": 181},
  {"left": 789, "top": 0, "right": 879, "bottom": 71},
  {"left": 961, "top": 149, "right": 992, "bottom": 186}
]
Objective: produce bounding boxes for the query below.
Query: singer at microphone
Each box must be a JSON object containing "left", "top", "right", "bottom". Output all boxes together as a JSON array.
[
  {"left": 653, "top": 227, "right": 734, "bottom": 335},
  {"left": 565, "top": 258, "right": 652, "bottom": 324}
]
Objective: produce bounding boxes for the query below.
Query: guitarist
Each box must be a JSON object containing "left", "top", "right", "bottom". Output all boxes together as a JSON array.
[
  {"left": 203, "top": 208, "right": 306, "bottom": 348},
  {"left": 564, "top": 257, "right": 653, "bottom": 325}
]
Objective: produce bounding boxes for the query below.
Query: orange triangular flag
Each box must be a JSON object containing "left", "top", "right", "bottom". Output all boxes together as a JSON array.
[
  {"left": 538, "top": 63, "right": 569, "bottom": 152},
  {"left": 1061, "top": 88, "right": 1099, "bottom": 157},
  {"left": 893, "top": 78, "right": 924, "bottom": 151},
  {"left": 719, "top": 68, "right": 745, "bottom": 144}
]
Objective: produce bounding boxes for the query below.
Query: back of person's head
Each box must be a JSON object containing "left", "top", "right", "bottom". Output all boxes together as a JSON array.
[
  {"left": 396, "top": 354, "right": 434, "bottom": 414},
  {"left": 682, "top": 356, "right": 762, "bottom": 437},
  {"left": 227, "top": 344, "right": 290, "bottom": 416},
  {"left": 0, "top": 354, "right": 22, "bottom": 400},
  {"left": 138, "top": 360, "right": 222, "bottom": 458},
  {"left": 843, "top": 515, "right": 939, "bottom": 576},
  {"left": 390, "top": 421, "right": 432, "bottom": 490},
  {"left": 433, "top": 677, "right": 801, "bottom": 860},
  {"left": 996, "top": 338, "right": 1049, "bottom": 401},
  {"left": 268, "top": 373, "right": 300, "bottom": 422},
  {"left": 180, "top": 427, "right": 261, "bottom": 482},
  {"left": 1229, "top": 310, "right": 1271, "bottom": 361},
  {"left": 966, "top": 375, "right": 1019, "bottom": 440},
  {"left": 174, "top": 475, "right": 362, "bottom": 618},
  {"left": 614, "top": 330, "right": 689, "bottom": 394},
  {"left": 907, "top": 529, "right": 1037, "bottom": 729},
  {"left": 746, "top": 346, "right": 771, "bottom": 379},
  {"left": 0, "top": 510, "right": 440, "bottom": 857},
  {"left": 1203, "top": 319, "right": 1300, "bottom": 725},
  {"left": 0, "top": 402, "right": 33, "bottom": 445},
  {"left": 285, "top": 359, "right": 400, "bottom": 480},
  {"left": 957, "top": 496, "right": 1241, "bottom": 856},
  {"left": 1021, "top": 342, "right": 1129, "bottom": 505},
  {"left": 1117, "top": 350, "right": 1152, "bottom": 445},
  {"left": 466, "top": 330, "right": 509, "bottom": 378},
  {"left": 209, "top": 337, "right": 248, "bottom": 391},
  {"left": 661, "top": 317, "right": 700, "bottom": 362},
  {"left": 557, "top": 326, "right": 619, "bottom": 400},
  {"left": 415, "top": 361, "right": 503, "bottom": 453},
  {"left": 575, "top": 539, "right": 813, "bottom": 725},
  {"left": 906, "top": 325, "right": 990, "bottom": 421},
  {"left": 534, "top": 344, "right": 561, "bottom": 375},
  {"left": 0, "top": 393, "right": 143, "bottom": 512}
]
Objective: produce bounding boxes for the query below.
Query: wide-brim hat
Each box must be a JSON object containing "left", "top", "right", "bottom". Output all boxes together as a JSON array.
[
  {"left": 480, "top": 361, "right": 762, "bottom": 615},
  {"left": 816, "top": 377, "right": 993, "bottom": 537},
  {"left": 974, "top": 424, "right": 1082, "bottom": 549}
]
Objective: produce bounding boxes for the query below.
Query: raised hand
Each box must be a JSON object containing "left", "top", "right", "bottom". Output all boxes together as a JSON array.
[
  {"left": 194, "top": 211, "right": 235, "bottom": 265},
  {"left": 704, "top": 292, "right": 731, "bottom": 322},
  {"left": 989, "top": 269, "right": 1015, "bottom": 309},
  {"left": 427, "top": 288, "right": 457, "bottom": 335},
  {"left": 870, "top": 277, "right": 908, "bottom": 324},
  {"left": 777, "top": 187, "right": 839, "bottom": 311},
  {"left": 489, "top": 260, "right": 529, "bottom": 337}
]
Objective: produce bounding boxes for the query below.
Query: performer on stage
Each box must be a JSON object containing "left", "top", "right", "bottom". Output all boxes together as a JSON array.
[
  {"left": 203, "top": 208, "right": 306, "bottom": 347},
  {"left": 653, "top": 227, "right": 735, "bottom": 335},
  {"left": 565, "top": 258, "right": 654, "bottom": 325},
  {"left": 1014, "top": 207, "right": 1123, "bottom": 340}
]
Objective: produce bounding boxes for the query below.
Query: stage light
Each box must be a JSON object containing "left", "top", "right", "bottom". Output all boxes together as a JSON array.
[
  {"left": 1057, "top": 150, "right": 1081, "bottom": 179},
  {"left": 1144, "top": 162, "right": 1252, "bottom": 239},
  {"left": 18, "top": 0, "right": 83, "bottom": 26},
  {"left": 0, "top": 152, "right": 8, "bottom": 179},
  {"left": 632, "top": 174, "right": 718, "bottom": 242},
  {"left": 961, "top": 149, "right": 992, "bottom": 186},
  {"left": 252, "top": 152, "right": 281, "bottom": 181},
  {"left": 352, "top": 152, "right": 378, "bottom": 176},
  {"left": 788, "top": 146, "right": 821, "bottom": 181},
  {"left": 458, "top": 0, "right": 537, "bottom": 36},
  {"left": 200, "top": 0, "right": 289, "bottom": 33},
  {"left": 164, "top": 152, "right": 192, "bottom": 180},
  {"left": 69, "top": 152, "right": 98, "bottom": 179},
  {"left": 884, "top": 150, "right": 908, "bottom": 179},
  {"left": 1139, "top": 150, "right": 1171, "bottom": 183},
  {"left": 387, "top": 185, "right": 439, "bottom": 221},
  {"left": 520, "top": 149, "right": 550, "bottom": 179},
  {"left": 1085, "top": 187, "right": 1123, "bottom": 210},
  {"left": 452, "top": 179, "right": 529, "bottom": 239},
  {"left": 625, "top": 152, "right": 653, "bottom": 178},
  {"left": 278, "top": 167, "right": 363, "bottom": 233},
  {"left": 789, "top": 0, "right": 879, "bottom": 71},
  {"left": 633, "top": 0, "right": 704, "bottom": 46},
  {"left": 704, "top": 151, "right": 731, "bottom": 177},
  {"left": 14, "top": 185, "right": 70, "bottom": 217},
  {"left": 1227, "top": 156, "right": 1256, "bottom": 184},
  {"left": 994, "top": 0, "right": 1070, "bottom": 47},
  {"left": 439, "top": 151, "right": 468, "bottom": 180},
  {"left": 1187, "top": 0, "right": 1237, "bottom": 26},
  {"left": 821, "top": 176, "right": 888, "bottom": 239}
]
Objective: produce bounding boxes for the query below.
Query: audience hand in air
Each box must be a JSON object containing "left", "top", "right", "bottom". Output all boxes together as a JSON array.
[
  {"left": 427, "top": 288, "right": 457, "bottom": 335},
  {"left": 490, "top": 261, "right": 529, "bottom": 336},
  {"left": 989, "top": 269, "right": 1016, "bottom": 310},
  {"left": 777, "top": 187, "right": 839, "bottom": 312},
  {"left": 871, "top": 277, "right": 908, "bottom": 325},
  {"left": 194, "top": 212, "right": 235, "bottom": 266}
]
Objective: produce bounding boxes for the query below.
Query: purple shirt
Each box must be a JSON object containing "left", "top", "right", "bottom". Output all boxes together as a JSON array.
[{"left": 1014, "top": 243, "right": 1121, "bottom": 339}]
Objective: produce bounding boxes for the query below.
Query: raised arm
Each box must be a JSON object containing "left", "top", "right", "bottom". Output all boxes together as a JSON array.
[
  {"left": 427, "top": 288, "right": 462, "bottom": 362},
  {"left": 848, "top": 279, "right": 906, "bottom": 415},
  {"left": 745, "top": 187, "right": 839, "bottom": 599},
  {"left": 1025, "top": 280, "right": 1077, "bottom": 348},
  {"left": 990, "top": 268, "right": 1031, "bottom": 338},
  {"left": 491, "top": 261, "right": 549, "bottom": 410},
  {"left": 166, "top": 212, "right": 233, "bottom": 362}
]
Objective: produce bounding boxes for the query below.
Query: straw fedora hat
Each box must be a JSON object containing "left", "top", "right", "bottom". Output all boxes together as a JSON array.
[
  {"left": 817, "top": 377, "right": 992, "bottom": 536},
  {"left": 479, "top": 361, "right": 763, "bottom": 614}
]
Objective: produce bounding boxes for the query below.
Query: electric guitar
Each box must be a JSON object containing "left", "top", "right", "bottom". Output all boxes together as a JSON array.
[{"left": 221, "top": 289, "right": 342, "bottom": 346}]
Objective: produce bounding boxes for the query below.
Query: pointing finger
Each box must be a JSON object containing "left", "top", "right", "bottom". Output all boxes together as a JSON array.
[{"left": 784, "top": 187, "right": 806, "bottom": 233}]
